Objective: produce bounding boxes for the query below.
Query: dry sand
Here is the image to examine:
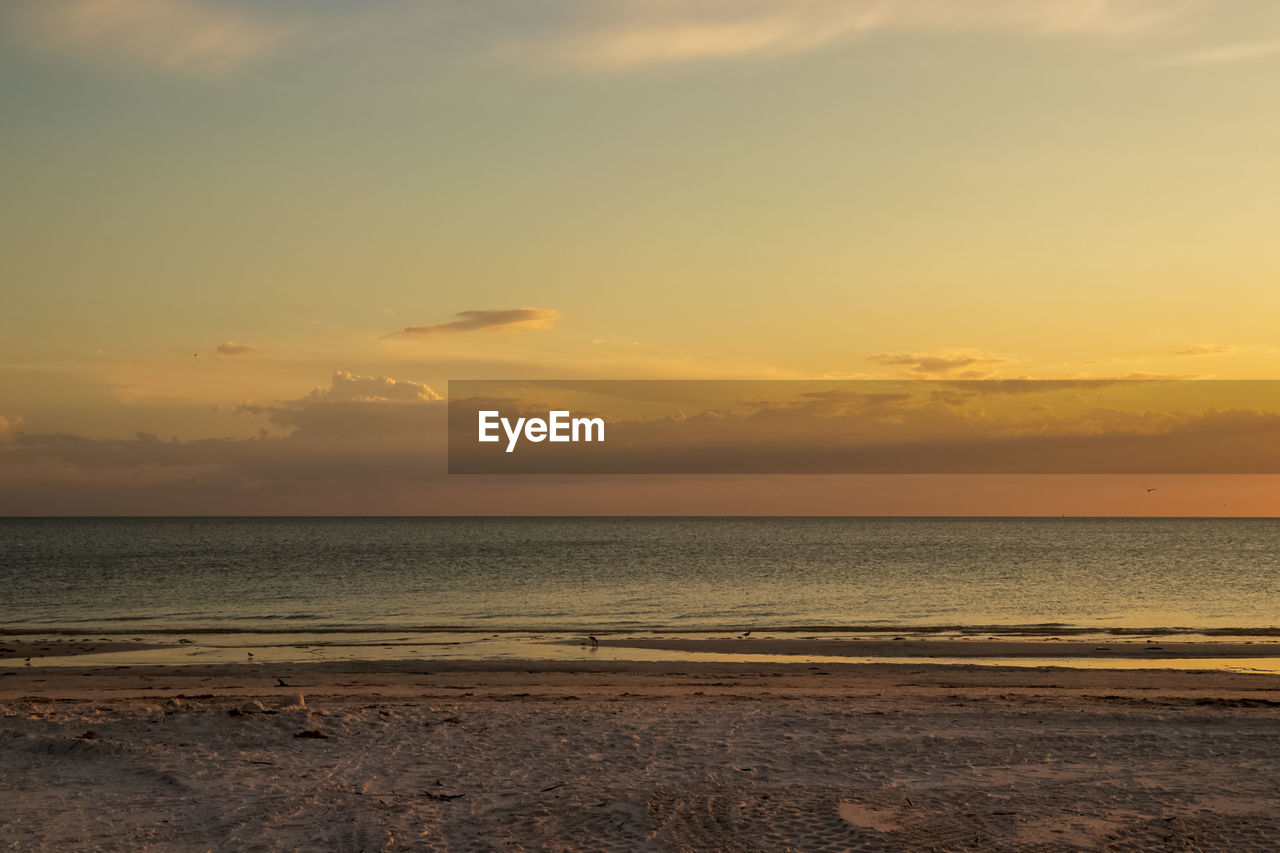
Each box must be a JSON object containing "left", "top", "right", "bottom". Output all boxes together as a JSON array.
[{"left": 3, "top": 659, "right": 1280, "bottom": 851}]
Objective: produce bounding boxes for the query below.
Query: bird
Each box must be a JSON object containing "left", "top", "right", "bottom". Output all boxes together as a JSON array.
[
  {"left": 739, "top": 631, "right": 752, "bottom": 638},
  {"left": 276, "top": 677, "right": 290, "bottom": 687},
  {"left": 1144, "top": 487, "right": 1158, "bottom": 493},
  {"left": 587, "top": 636, "right": 599, "bottom": 649},
  {"left": 247, "top": 652, "right": 255, "bottom": 660}
]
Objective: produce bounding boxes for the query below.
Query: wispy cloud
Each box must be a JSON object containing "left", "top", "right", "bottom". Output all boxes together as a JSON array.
[
  {"left": 13, "top": 0, "right": 285, "bottom": 75},
  {"left": 541, "top": 0, "right": 1202, "bottom": 70},
  {"left": 1120, "top": 371, "right": 1201, "bottom": 380},
  {"left": 5, "top": 0, "right": 1216, "bottom": 78},
  {"left": 215, "top": 341, "right": 255, "bottom": 356},
  {"left": 1170, "top": 37, "right": 1280, "bottom": 66},
  {"left": 1175, "top": 344, "right": 1240, "bottom": 357},
  {"left": 868, "top": 349, "right": 1010, "bottom": 377},
  {"left": 390, "top": 308, "right": 560, "bottom": 337}
]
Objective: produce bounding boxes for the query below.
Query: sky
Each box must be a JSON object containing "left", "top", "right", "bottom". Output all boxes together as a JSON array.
[{"left": 3, "top": 0, "right": 1280, "bottom": 514}]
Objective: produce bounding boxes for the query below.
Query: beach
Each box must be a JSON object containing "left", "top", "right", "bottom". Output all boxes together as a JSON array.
[
  {"left": 10, "top": 0, "right": 1280, "bottom": 843},
  {"left": 5, "top": 518, "right": 1280, "bottom": 849},
  {"left": 5, "top": 651, "right": 1280, "bottom": 851}
]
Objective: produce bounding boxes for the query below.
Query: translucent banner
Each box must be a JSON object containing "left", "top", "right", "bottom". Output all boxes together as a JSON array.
[{"left": 447, "top": 380, "right": 1280, "bottom": 474}]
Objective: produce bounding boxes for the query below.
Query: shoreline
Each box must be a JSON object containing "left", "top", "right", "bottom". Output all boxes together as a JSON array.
[
  {"left": 7, "top": 655, "right": 1280, "bottom": 701},
  {"left": 8, "top": 634, "right": 1280, "bottom": 674}
]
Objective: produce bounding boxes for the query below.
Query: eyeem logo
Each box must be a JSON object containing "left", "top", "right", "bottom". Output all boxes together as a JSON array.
[{"left": 478, "top": 410, "right": 605, "bottom": 453}]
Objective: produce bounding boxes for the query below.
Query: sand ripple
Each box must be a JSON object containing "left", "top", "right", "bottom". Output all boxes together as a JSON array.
[{"left": 3, "top": 685, "right": 1280, "bottom": 851}]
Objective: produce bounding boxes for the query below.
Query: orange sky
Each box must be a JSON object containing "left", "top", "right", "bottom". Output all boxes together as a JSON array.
[{"left": 3, "top": 1, "right": 1280, "bottom": 514}]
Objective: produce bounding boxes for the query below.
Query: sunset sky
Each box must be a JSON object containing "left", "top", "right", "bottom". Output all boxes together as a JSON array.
[{"left": 3, "top": 0, "right": 1280, "bottom": 514}]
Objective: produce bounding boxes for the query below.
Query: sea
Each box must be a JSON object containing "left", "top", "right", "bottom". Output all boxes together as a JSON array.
[
  {"left": 4, "top": 517, "right": 1278, "bottom": 638},
  {"left": 0, "top": 512, "right": 1274, "bottom": 630}
]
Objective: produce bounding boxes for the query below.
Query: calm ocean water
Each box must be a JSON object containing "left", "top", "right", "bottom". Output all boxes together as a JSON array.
[{"left": 2, "top": 517, "right": 1279, "bottom": 637}]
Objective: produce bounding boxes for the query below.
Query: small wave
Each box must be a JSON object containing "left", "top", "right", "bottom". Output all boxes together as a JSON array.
[{"left": 4, "top": 623, "right": 1280, "bottom": 638}]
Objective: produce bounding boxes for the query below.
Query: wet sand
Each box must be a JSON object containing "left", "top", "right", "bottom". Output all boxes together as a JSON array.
[
  {"left": 589, "top": 636, "right": 1280, "bottom": 660},
  {"left": 0, "top": 639, "right": 169, "bottom": 661},
  {"left": 4, "top": 658, "right": 1280, "bottom": 851}
]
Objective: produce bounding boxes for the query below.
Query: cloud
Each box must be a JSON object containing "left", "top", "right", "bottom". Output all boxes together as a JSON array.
[
  {"left": 303, "top": 371, "right": 441, "bottom": 403},
  {"left": 449, "top": 379, "right": 1280, "bottom": 474},
  {"left": 1170, "top": 37, "right": 1280, "bottom": 67},
  {"left": 543, "top": 0, "right": 1201, "bottom": 70},
  {"left": 215, "top": 341, "right": 255, "bottom": 356},
  {"left": 868, "top": 349, "right": 1010, "bottom": 377},
  {"left": 13, "top": 0, "right": 284, "bottom": 74},
  {"left": 6, "top": 377, "right": 1280, "bottom": 514},
  {"left": 391, "top": 308, "right": 560, "bottom": 337},
  {"left": 0, "top": 371, "right": 456, "bottom": 512},
  {"left": 5, "top": 1, "right": 1212, "bottom": 79},
  {"left": 1175, "top": 344, "right": 1240, "bottom": 357},
  {"left": 1121, "top": 372, "right": 1201, "bottom": 380},
  {"left": 237, "top": 371, "right": 443, "bottom": 436}
]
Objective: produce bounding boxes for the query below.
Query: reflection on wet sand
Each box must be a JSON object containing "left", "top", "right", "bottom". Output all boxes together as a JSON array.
[{"left": 8, "top": 632, "right": 1280, "bottom": 675}]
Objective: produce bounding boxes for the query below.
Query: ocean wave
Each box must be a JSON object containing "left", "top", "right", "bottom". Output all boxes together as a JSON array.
[{"left": 5, "top": 623, "right": 1280, "bottom": 638}]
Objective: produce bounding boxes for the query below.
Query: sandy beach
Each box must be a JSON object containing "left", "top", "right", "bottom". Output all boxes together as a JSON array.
[{"left": 5, "top": 655, "right": 1280, "bottom": 851}]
